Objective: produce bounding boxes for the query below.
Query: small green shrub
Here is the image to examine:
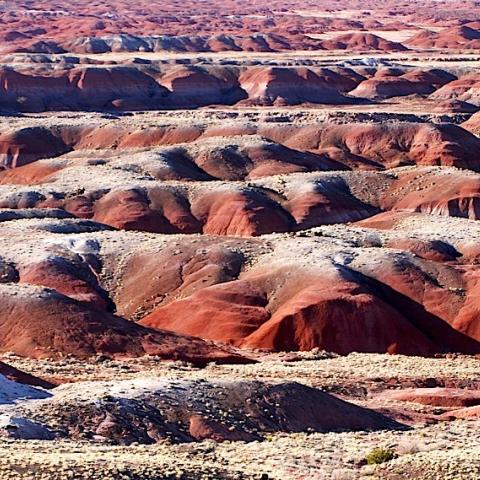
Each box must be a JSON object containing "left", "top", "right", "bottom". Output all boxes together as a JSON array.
[{"left": 365, "top": 447, "right": 396, "bottom": 465}]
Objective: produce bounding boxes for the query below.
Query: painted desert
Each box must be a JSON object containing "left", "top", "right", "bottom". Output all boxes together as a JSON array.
[{"left": 0, "top": 0, "right": 479, "bottom": 478}]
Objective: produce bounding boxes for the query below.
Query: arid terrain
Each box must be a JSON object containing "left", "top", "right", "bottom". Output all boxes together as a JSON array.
[{"left": 0, "top": 0, "right": 480, "bottom": 479}]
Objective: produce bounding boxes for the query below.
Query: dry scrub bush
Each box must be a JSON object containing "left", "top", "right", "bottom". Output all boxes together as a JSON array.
[{"left": 365, "top": 447, "right": 396, "bottom": 465}]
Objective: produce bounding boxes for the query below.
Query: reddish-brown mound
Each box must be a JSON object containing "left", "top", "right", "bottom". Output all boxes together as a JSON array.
[
  {"left": 0, "top": 284, "right": 250, "bottom": 364},
  {"left": 432, "top": 99, "right": 478, "bottom": 113},
  {"left": 385, "top": 238, "right": 460, "bottom": 262},
  {"left": 238, "top": 67, "right": 346, "bottom": 106},
  {"left": 191, "top": 189, "right": 294, "bottom": 236},
  {"left": 19, "top": 257, "right": 113, "bottom": 312},
  {"left": 142, "top": 279, "right": 270, "bottom": 346},
  {"left": 0, "top": 160, "right": 64, "bottom": 184},
  {"left": 406, "top": 25, "right": 480, "bottom": 49},
  {"left": 384, "top": 172, "right": 480, "bottom": 220},
  {"left": 0, "top": 68, "right": 68, "bottom": 112},
  {"left": 462, "top": 110, "right": 480, "bottom": 135},
  {"left": 0, "top": 128, "right": 70, "bottom": 168},
  {"left": 113, "top": 241, "right": 245, "bottom": 320},
  {"left": 350, "top": 69, "right": 455, "bottom": 99},
  {"left": 159, "top": 66, "right": 245, "bottom": 107},
  {"left": 345, "top": 243, "right": 480, "bottom": 355},
  {"left": 190, "top": 139, "right": 344, "bottom": 180},
  {"left": 68, "top": 67, "right": 169, "bottom": 110},
  {"left": 349, "top": 252, "right": 469, "bottom": 338},
  {"left": 0, "top": 362, "right": 55, "bottom": 389},
  {"left": 91, "top": 188, "right": 190, "bottom": 233},
  {"left": 313, "top": 67, "right": 366, "bottom": 93},
  {"left": 430, "top": 73, "right": 480, "bottom": 106},
  {"left": 140, "top": 261, "right": 479, "bottom": 355},
  {"left": 286, "top": 179, "right": 378, "bottom": 228},
  {"left": 320, "top": 32, "right": 408, "bottom": 52},
  {"left": 382, "top": 388, "right": 480, "bottom": 408},
  {"left": 0, "top": 66, "right": 168, "bottom": 112},
  {"left": 294, "top": 123, "right": 480, "bottom": 171},
  {"left": 355, "top": 211, "right": 422, "bottom": 230}
]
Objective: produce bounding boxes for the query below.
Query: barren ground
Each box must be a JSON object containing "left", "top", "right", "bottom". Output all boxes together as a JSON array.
[{"left": 0, "top": 0, "right": 480, "bottom": 478}]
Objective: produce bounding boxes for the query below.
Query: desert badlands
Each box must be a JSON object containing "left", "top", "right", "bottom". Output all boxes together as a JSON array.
[{"left": 0, "top": 0, "right": 480, "bottom": 478}]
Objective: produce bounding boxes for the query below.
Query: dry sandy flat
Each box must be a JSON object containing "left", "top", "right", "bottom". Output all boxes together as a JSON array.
[
  {"left": 308, "top": 30, "right": 419, "bottom": 43},
  {"left": 0, "top": 422, "right": 478, "bottom": 480},
  {"left": 293, "top": 9, "right": 377, "bottom": 19},
  {"left": 2, "top": 352, "right": 480, "bottom": 386}
]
